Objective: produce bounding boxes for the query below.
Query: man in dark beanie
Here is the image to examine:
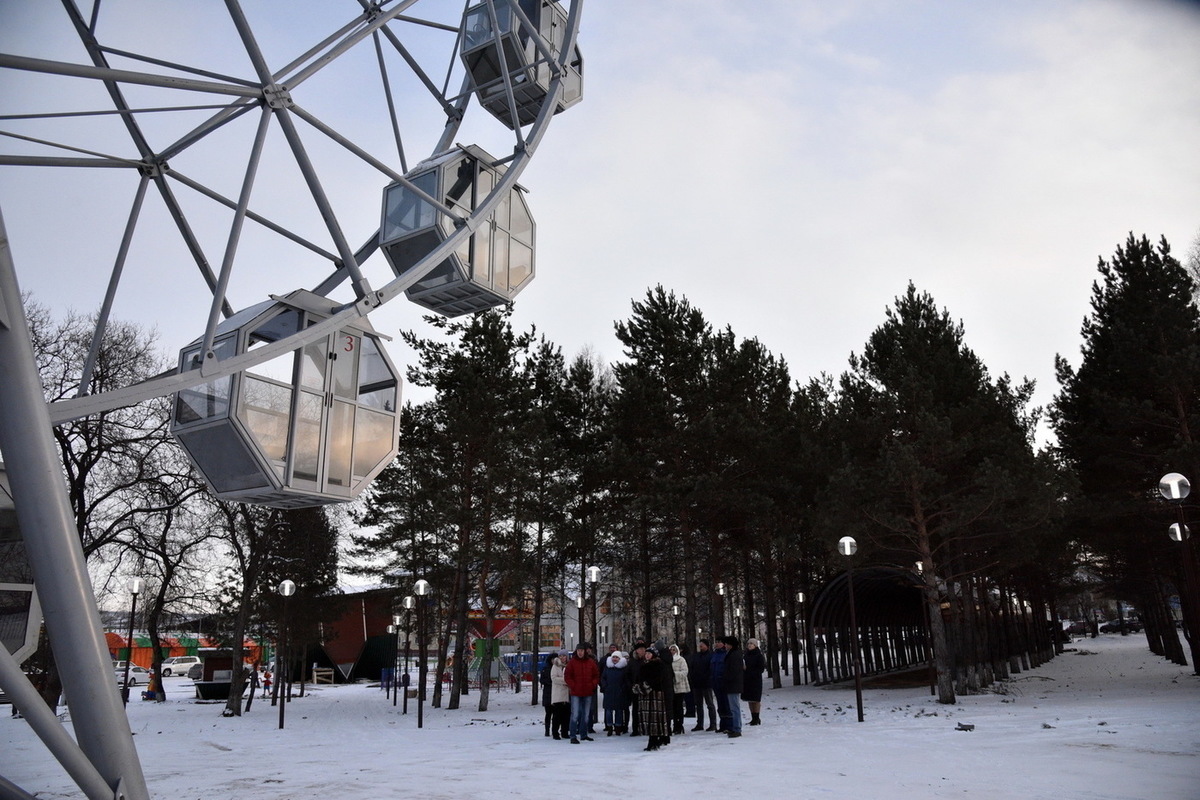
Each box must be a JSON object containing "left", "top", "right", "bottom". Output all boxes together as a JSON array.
[
  {"left": 688, "top": 639, "right": 717, "bottom": 731},
  {"left": 720, "top": 636, "right": 745, "bottom": 737}
]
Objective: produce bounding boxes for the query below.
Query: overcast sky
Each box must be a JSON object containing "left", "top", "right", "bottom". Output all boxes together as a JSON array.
[{"left": 2, "top": 0, "right": 1199, "bottom": 444}]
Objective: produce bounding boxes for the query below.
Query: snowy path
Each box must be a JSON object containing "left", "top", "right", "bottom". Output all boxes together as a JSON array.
[{"left": 3, "top": 635, "right": 1198, "bottom": 799}]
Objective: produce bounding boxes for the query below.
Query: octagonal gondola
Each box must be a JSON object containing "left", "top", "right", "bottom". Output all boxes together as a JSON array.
[
  {"left": 461, "top": 0, "right": 583, "bottom": 129},
  {"left": 170, "top": 290, "right": 400, "bottom": 508},
  {"left": 380, "top": 144, "right": 535, "bottom": 317}
]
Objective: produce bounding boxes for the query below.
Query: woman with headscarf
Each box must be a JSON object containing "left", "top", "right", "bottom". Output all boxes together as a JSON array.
[{"left": 632, "top": 644, "right": 672, "bottom": 751}]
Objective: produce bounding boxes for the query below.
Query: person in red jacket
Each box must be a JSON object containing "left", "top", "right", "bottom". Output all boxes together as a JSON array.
[{"left": 563, "top": 644, "right": 600, "bottom": 743}]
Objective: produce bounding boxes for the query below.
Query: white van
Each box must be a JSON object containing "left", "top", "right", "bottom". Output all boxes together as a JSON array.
[{"left": 160, "top": 655, "right": 200, "bottom": 677}]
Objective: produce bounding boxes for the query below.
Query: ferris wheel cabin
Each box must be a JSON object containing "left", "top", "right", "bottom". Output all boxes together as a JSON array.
[
  {"left": 460, "top": 0, "right": 583, "bottom": 129},
  {"left": 380, "top": 144, "right": 535, "bottom": 317},
  {"left": 170, "top": 290, "right": 401, "bottom": 508}
]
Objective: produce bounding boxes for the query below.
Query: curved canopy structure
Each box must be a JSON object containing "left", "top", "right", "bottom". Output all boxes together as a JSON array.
[
  {"left": 807, "top": 565, "right": 930, "bottom": 686},
  {"left": 810, "top": 566, "right": 926, "bottom": 630}
]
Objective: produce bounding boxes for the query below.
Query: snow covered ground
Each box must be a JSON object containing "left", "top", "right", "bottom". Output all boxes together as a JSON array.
[{"left": 3, "top": 634, "right": 1198, "bottom": 799}]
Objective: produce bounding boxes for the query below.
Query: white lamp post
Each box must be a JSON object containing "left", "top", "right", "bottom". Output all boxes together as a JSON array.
[
  {"left": 120, "top": 577, "right": 143, "bottom": 706},
  {"left": 1159, "top": 473, "right": 1200, "bottom": 645},
  {"left": 401, "top": 596, "right": 416, "bottom": 714},
  {"left": 795, "top": 591, "right": 807, "bottom": 685},
  {"left": 414, "top": 579, "right": 432, "bottom": 728},
  {"left": 586, "top": 566, "right": 601, "bottom": 649},
  {"left": 276, "top": 579, "right": 296, "bottom": 730},
  {"left": 838, "top": 536, "right": 864, "bottom": 722},
  {"left": 717, "top": 582, "right": 726, "bottom": 636}
]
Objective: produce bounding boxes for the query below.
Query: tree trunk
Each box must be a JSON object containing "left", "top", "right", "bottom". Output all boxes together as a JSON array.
[
  {"left": 448, "top": 551, "right": 471, "bottom": 709},
  {"left": 223, "top": 505, "right": 262, "bottom": 718},
  {"left": 531, "top": 518, "right": 545, "bottom": 706}
]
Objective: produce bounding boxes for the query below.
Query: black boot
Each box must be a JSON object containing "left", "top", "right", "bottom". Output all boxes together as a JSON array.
[{"left": 750, "top": 712, "right": 761, "bottom": 726}]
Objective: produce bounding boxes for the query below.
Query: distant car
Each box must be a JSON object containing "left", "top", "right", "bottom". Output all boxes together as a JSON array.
[
  {"left": 1064, "top": 620, "right": 1091, "bottom": 635},
  {"left": 160, "top": 656, "right": 200, "bottom": 677},
  {"left": 115, "top": 664, "right": 152, "bottom": 688},
  {"left": 1099, "top": 619, "right": 1142, "bottom": 633},
  {"left": 186, "top": 662, "right": 203, "bottom": 680}
]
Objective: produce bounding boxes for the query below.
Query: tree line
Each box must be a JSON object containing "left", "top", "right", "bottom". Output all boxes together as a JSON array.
[
  {"left": 350, "top": 232, "right": 1200, "bottom": 705},
  {"left": 17, "top": 231, "right": 1200, "bottom": 714}
]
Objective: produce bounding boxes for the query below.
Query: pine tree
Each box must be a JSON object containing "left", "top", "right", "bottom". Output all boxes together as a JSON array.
[
  {"left": 393, "top": 309, "right": 536, "bottom": 709},
  {"left": 1052, "top": 234, "right": 1200, "bottom": 670},
  {"left": 612, "top": 286, "right": 713, "bottom": 638},
  {"left": 835, "top": 283, "right": 1052, "bottom": 702}
]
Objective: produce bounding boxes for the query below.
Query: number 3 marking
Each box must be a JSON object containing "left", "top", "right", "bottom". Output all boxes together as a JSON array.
[{"left": 343, "top": 335, "right": 355, "bottom": 353}]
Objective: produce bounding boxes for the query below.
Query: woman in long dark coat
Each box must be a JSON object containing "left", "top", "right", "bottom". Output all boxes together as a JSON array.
[
  {"left": 633, "top": 645, "right": 672, "bottom": 751},
  {"left": 741, "top": 637, "right": 767, "bottom": 726}
]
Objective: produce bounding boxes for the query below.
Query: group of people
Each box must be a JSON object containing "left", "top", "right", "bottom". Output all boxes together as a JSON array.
[{"left": 539, "top": 635, "right": 768, "bottom": 752}]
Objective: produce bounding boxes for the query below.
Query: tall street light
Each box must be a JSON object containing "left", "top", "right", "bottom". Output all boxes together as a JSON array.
[
  {"left": 1159, "top": 472, "right": 1200, "bottom": 669},
  {"left": 586, "top": 566, "right": 601, "bottom": 649},
  {"left": 838, "top": 536, "right": 865, "bottom": 722},
  {"left": 276, "top": 579, "right": 296, "bottom": 730},
  {"left": 795, "top": 591, "right": 807, "bottom": 686},
  {"left": 575, "top": 593, "right": 584, "bottom": 647},
  {"left": 414, "top": 579, "right": 432, "bottom": 729},
  {"left": 777, "top": 609, "right": 788, "bottom": 679},
  {"left": 121, "top": 577, "right": 143, "bottom": 706},
  {"left": 916, "top": 561, "right": 936, "bottom": 696},
  {"left": 392, "top": 614, "right": 402, "bottom": 707},
  {"left": 402, "top": 595, "right": 415, "bottom": 715},
  {"left": 385, "top": 624, "right": 396, "bottom": 703},
  {"left": 717, "top": 582, "right": 726, "bottom": 637}
]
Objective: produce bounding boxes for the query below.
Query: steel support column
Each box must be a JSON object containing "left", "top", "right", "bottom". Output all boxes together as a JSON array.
[{"left": 0, "top": 206, "right": 150, "bottom": 800}]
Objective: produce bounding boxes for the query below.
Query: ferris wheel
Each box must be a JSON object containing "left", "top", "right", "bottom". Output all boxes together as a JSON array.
[
  {"left": 1, "top": 0, "right": 582, "bottom": 506},
  {"left": 0, "top": 3, "right": 583, "bottom": 798}
]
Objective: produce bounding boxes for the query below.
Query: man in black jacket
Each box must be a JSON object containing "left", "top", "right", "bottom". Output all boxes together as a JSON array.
[
  {"left": 688, "top": 639, "right": 717, "bottom": 731},
  {"left": 720, "top": 636, "right": 745, "bottom": 737}
]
